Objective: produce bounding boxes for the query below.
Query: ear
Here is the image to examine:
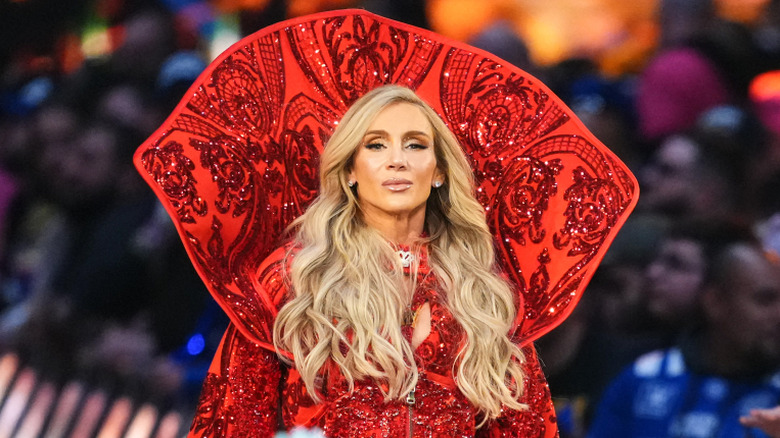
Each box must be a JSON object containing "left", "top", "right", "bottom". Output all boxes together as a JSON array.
[
  {"left": 432, "top": 167, "right": 445, "bottom": 187},
  {"left": 348, "top": 169, "right": 356, "bottom": 184}
]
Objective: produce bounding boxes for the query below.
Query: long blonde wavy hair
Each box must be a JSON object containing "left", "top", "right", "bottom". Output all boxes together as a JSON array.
[{"left": 273, "top": 85, "right": 526, "bottom": 420}]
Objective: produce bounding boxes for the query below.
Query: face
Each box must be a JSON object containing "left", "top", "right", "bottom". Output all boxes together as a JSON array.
[
  {"left": 640, "top": 135, "right": 701, "bottom": 214},
  {"left": 644, "top": 238, "right": 706, "bottom": 327},
  {"left": 714, "top": 246, "right": 780, "bottom": 366},
  {"left": 349, "top": 102, "right": 443, "bottom": 225},
  {"left": 47, "top": 126, "right": 119, "bottom": 209}
]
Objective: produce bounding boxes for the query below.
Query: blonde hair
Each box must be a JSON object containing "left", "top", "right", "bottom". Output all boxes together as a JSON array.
[{"left": 273, "top": 85, "right": 526, "bottom": 420}]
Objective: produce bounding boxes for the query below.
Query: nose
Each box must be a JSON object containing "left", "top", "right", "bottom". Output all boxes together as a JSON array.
[
  {"left": 645, "top": 261, "right": 662, "bottom": 282},
  {"left": 388, "top": 143, "right": 407, "bottom": 169}
]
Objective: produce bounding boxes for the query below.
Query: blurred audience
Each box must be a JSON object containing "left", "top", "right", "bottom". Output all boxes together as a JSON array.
[
  {"left": 588, "top": 237, "right": 780, "bottom": 438},
  {"left": 0, "top": 1, "right": 217, "bottom": 418},
  {"left": 635, "top": 0, "right": 728, "bottom": 142},
  {"left": 2, "top": 0, "right": 780, "bottom": 435}
]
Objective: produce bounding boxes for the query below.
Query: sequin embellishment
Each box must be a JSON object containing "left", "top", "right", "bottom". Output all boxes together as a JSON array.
[{"left": 193, "top": 248, "right": 558, "bottom": 437}]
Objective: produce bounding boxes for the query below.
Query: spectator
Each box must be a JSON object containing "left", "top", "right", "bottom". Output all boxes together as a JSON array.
[
  {"left": 0, "top": 101, "right": 80, "bottom": 315},
  {"left": 588, "top": 237, "right": 780, "bottom": 437},
  {"left": 635, "top": 0, "right": 732, "bottom": 142},
  {"left": 646, "top": 225, "right": 706, "bottom": 334},
  {"left": 637, "top": 130, "right": 744, "bottom": 222},
  {"left": 468, "top": 20, "right": 539, "bottom": 79}
]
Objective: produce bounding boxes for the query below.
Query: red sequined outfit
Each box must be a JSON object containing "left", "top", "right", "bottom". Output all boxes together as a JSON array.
[
  {"left": 190, "top": 245, "right": 558, "bottom": 437},
  {"left": 133, "top": 8, "right": 639, "bottom": 438}
]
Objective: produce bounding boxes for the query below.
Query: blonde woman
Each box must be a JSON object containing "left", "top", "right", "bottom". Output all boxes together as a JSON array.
[
  {"left": 266, "top": 84, "right": 534, "bottom": 436},
  {"left": 179, "top": 84, "right": 558, "bottom": 437},
  {"left": 134, "top": 9, "right": 638, "bottom": 438}
]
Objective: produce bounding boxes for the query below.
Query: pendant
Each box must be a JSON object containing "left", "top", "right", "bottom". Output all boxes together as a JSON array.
[{"left": 398, "top": 249, "right": 413, "bottom": 268}]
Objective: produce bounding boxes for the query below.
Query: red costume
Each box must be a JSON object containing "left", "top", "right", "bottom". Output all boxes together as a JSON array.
[{"left": 133, "top": 9, "right": 638, "bottom": 437}]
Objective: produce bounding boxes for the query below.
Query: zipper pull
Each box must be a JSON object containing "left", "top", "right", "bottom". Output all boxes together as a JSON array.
[{"left": 406, "top": 389, "right": 416, "bottom": 406}]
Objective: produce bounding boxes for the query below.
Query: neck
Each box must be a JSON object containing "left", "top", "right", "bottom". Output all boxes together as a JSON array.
[
  {"left": 361, "top": 206, "right": 426, "bottom": 245},
  {"left": 699, "top": 329, "right": 765, "bottom": 377}
]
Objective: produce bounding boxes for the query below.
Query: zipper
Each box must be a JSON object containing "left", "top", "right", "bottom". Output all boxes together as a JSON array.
[{"left": 406, "top": 388, "right": 416, "bottom": 437}]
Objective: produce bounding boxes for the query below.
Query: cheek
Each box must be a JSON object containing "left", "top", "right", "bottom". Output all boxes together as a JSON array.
[
  {"left": 421, "top": 156, "right": 439, "bottom": 179},
  {"left": 352, "top": 156, "right": 380, "bottom": 179}
]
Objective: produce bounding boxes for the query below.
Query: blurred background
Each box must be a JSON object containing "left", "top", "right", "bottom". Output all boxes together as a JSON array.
[{"left": 2, "top": 0, "right": 780, "bottom": 437}]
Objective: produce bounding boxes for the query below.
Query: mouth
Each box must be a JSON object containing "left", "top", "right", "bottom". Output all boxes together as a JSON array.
[{"left": 382, "top": 178, "right": 413, "bottom": 191}]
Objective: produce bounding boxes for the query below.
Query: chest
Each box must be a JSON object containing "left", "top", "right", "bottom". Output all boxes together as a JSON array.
[
  {"left": 280, "top": 277, "right": 474, "bottom": 436},
  {"left": 402, "top": 283, "right": 464, "bottom": 376}
]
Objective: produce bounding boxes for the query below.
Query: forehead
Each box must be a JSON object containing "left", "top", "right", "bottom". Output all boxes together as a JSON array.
[
  {"left": 366, "top": 102, "right": 433, "bottom": 134},
  {"left": 660, "top": 238, "right": 705, "bottom": 262},
  {"left": 729, "top": 248, "right": 780, "bottom": 291},
  {"left": 655, "top": 136, "right": 700, "bottom": 167}
]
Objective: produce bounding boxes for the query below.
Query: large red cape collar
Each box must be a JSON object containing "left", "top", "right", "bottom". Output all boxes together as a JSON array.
[{"left": 133, "top": 8, "right": 638, "bottom": 348}]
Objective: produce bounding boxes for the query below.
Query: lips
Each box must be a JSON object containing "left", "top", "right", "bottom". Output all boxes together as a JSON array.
[{"left": 382, "top": 178, "right": 413, "bottom": 191}]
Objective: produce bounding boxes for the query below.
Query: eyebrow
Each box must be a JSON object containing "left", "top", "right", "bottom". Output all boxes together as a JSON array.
[{"left": 362, "top": 130, "right": 433, "bottom": 140}]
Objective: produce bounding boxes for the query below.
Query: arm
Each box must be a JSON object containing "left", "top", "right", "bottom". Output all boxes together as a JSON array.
[
  {"left": 476, "top": 346, "right": 559, "bottom": 438},
  {"left": 188, "top": 323, "right": 283, "bottom": 438},
  {"left": 188, "top": 247, "right": 293, "bottom": 438}
]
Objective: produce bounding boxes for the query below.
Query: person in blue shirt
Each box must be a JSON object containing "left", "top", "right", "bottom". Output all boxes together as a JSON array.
[{"left": 588, "top": 238, "right": 780, "bottom": 438}]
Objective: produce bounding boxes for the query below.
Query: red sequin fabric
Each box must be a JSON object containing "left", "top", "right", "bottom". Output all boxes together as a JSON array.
[
  {"left": 194, "top": 246, "right": 558, "bottom": 437},
  {"left": 133, "top": 9, "right": 638, "bottom": 438}
]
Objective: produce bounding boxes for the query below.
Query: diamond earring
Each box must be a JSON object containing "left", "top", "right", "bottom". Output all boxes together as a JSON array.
[
  {"left": 433, "top": 180, "right": 442, "bottom": 188},
  {"left": 348, "top": 180, "right": 355, "bottom": 187}
]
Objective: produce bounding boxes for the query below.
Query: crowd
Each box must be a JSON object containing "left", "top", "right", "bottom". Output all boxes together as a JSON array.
[{"left": 2, "top": 0, "right": 780, "bottom": 436}]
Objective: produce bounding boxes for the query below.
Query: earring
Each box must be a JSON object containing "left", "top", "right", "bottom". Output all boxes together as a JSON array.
[
  {"left": 433, "top": 180, "right": 442, "bottom": 188},
  {"left": 348, "top": 180, "right": 355, "bottom": 187}
]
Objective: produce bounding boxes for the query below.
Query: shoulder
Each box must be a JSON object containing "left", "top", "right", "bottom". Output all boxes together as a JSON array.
[
  {"left": 599, "top": 348, "right": 687, "bottom": 404},
  {"left": 630, "top": 348, "right": 687, "bottom": 379}
]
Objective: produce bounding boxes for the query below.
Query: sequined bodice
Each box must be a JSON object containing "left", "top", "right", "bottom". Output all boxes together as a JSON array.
[
  {"left": 402, "top": 264, "right": 464, "bottom": 381},
  {"left": 277, "top": 245, "right": 474, "bottom": 434}
]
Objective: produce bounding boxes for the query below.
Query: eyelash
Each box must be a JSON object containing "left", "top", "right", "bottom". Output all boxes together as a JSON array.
[{"left": 363, "top": 142, "right": 429, "bottom": 150}]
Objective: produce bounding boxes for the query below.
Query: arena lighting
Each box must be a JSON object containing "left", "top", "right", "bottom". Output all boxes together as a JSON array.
[
  {"left": 81, "top": 22, "right": 125, "bottom": 60},
  {"left": 426, "top": 0, "right": 769, "bottom": 68},
  {"left": 750, "top": 70, "right": 780, "bottom": 101},
  {"left": 749, "top": 70, "right": 780, "bottom": 136},
  {"left": 206, "top": 13, "right": 241, "bottom": 61},
  {"left": 427, "top": 0, "right": 657, "bottom": 67}
]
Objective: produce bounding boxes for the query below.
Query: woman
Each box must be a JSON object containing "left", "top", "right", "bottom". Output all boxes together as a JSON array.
[
  {"left": 134, "top": 9, "right": 638, "bottom": 438},
  {"left": 188, "top": 85, "right": 555, "bottom": 437},
  {"left": 266, "top": 84, "right": 534, "bottom": 435}
]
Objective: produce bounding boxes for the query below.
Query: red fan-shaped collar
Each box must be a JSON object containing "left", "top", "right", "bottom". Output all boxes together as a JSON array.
[{"left": 134, "top": 8, "right": 638, "bottom": 350}]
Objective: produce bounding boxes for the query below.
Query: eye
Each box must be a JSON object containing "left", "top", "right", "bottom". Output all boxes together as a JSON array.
[
  {"left": 407, "top": 142, "right": 429, "bottom": 150},
  {"left": 753, "top": 288, "right": 780, "bottom": 307},
  {"left": 364, "top": 142, "right": 385, "bottom": 150}
]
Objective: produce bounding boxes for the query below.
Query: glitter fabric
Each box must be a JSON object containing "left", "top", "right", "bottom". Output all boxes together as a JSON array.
[
  {"left": 133, "top": 8, "right": 638, "bottom": 438},
  {"left": 193, "top": 247, "right": 557, "bottom": 437}
]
